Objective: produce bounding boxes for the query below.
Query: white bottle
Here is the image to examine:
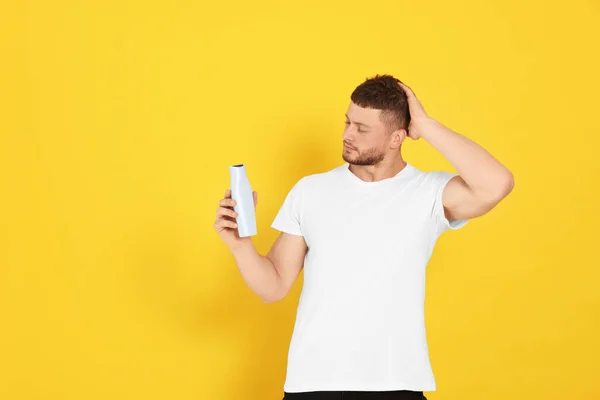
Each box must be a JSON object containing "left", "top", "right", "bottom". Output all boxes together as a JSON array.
[{"left": 229, "top": 164, "right": 257, "bottom": 237}]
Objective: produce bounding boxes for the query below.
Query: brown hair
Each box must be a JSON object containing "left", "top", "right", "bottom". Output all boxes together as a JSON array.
[{"left": 350, "top": 74, "right": 410, "bottom": 131}]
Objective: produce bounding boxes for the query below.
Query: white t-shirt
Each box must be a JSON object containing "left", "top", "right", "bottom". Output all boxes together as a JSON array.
[{"left": 271, "top": 162, "right": 468, "bottom": 393}]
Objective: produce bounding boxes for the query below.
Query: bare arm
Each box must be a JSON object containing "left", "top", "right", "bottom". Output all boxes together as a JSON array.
[
  {"left": 214, "top": 189, "right": 307, "bottom": 303},
  {"left": 231, "top": 233, "right": 307, "bottom": 303},
  {"left": 399, "top": 82, "right": 514, "bottom": 220},
  {"left": 419, "top": 117, "right": 514, "bottom": 220},
  {"left": 230, "top": 233, "right": 307, "bottom": 303}
]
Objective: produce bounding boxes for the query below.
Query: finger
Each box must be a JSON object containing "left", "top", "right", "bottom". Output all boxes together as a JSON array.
[
  {"left": 219, "top": 198, "right": 236, "bottom": 208},
  {"left": 225, "top": 189, "right": 231, "bottom": 199},
  {"left": 217, "top": 207, "right": 238, "bottom": 219},
  {"left": 398, "top": 81, "right": 414, "bottom": 95},
  {"left": 214, "top": 219, "right": 238, "bottom": 230},
  {"left": 253, "top": 191, "right": 258, "bottom": 207}
]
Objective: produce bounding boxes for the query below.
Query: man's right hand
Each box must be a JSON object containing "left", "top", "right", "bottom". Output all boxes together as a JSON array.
[
  {"left": 214, "top": 189, "right": 258, "bottom": 250},
  {"left": 214, "top": 188, "right": 307, "bottom": 303}
]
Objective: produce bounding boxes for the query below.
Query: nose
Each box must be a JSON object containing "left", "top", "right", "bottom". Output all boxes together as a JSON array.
[{"left": 342, "top": 126, "right": 354, "bottom": 143}]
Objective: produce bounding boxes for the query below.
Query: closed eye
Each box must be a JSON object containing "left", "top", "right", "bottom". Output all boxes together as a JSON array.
[{"left": 345, "top": 121, "right": 367, "bottom": 133}]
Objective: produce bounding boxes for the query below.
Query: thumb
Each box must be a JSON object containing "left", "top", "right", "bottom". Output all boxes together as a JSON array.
[{"left": 253, "top": 191, "right": 258, "bottom": 207}]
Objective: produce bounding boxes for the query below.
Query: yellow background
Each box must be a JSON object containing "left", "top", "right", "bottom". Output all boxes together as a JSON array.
[{"left": 1, "top": 1, "right": 599, "bottom": 399}]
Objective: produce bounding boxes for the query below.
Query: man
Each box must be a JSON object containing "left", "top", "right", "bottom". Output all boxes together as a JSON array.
[{"left": 214, "top": 75, "right": 514, "bottom": 399}]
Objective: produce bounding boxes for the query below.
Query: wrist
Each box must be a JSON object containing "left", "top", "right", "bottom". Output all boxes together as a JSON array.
[
  {"left": 416, "top": 117, "right": 438, "bottom": 140},
  {"left": 229, "top": 237, "right": 254, "bottom": 255}
]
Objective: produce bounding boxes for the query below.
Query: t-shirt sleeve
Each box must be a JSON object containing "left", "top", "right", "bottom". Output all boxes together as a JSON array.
[
  {"left": 271, "top": 178, "right": 304, "bottom": 236},
  {"left": 429, "top": 171, "right": 468, "bottom": 233}
]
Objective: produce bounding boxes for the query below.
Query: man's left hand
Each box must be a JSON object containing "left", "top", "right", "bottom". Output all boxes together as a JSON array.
[{"left": 398, "top": 81, "right": 429, "bottom": 140}]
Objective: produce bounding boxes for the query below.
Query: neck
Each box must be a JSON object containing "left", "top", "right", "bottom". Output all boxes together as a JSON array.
[{"left": 348, "top": 154, "right": 407, "bottom": 182}]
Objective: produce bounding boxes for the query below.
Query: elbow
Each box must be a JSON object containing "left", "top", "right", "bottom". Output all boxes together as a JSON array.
[
  {"left": 261, "top": 295, "right": 284, "bottom": 304},
  {"left": 487, "top": 171, "right": 514, "bottom": 203},
  {"left": 497, "top": 170, "right": 515, "bottom": 199},
  {"left": 260, "top": 288, "right": 287, "bottom": 304},
  {"left": 261, "top": 294, "right": 279, "bottom": 304}
]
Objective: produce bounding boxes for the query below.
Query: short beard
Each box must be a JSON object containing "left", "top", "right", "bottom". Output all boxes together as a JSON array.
[{"left": 342, "top": 147, "right": 385, "bottom": 166}]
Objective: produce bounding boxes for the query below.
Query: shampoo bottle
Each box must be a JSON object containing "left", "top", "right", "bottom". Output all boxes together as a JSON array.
[{"left": 229, "top": 164, "right": 257, "bottom": 237}]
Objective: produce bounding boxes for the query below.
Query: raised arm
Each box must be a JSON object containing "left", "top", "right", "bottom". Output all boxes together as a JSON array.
[{"left": 399, "top": 82, "right": 514, "bottom": 220}]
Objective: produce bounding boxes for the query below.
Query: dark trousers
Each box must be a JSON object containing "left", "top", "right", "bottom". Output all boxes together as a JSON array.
[{"left": 283, "top": 391, "right": 427, "bottom": 399}]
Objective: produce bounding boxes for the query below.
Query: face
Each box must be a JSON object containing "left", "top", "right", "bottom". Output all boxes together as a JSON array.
[{"left": 342, "top": 102, "right": 403, "bottom": 166}]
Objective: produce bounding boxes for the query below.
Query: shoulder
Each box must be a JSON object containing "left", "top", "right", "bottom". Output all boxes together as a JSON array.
[
  {"left": 408, "top": 165, "right": 468, "bottom": 230},
  {"left": 289, "top": 164, "right": 346, "bottom": 191},
  {"left": 404, "top": 165, "right": 460, "bottom": 201},
  {"left": 409, "top": 164, "right": 457, "bottom": 187},
  {"left": 424, "top": 170, "right": 458, "bottom": 185}
]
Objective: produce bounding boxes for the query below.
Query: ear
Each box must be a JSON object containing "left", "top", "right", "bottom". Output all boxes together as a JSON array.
[{"left": 390, "top": 128, "right": 408, "bottom": 149}]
